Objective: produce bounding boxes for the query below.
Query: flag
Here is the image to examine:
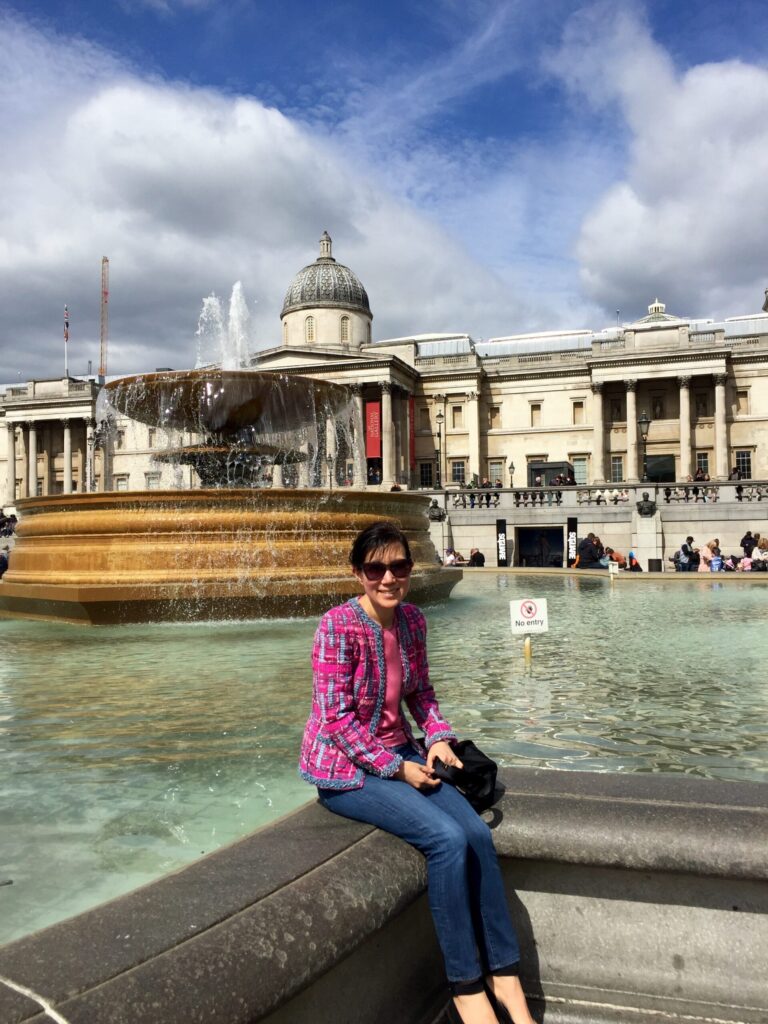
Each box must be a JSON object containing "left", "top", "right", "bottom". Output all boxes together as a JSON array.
[{"left": 64, "top": 305, "right": 70, "bottom": 343}]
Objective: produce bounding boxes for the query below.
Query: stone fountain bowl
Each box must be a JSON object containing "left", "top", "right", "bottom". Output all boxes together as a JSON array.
[
  {"left": 103, "top": 369, "right": 351, "bottom": 434},
  {"left": 0, "top": 490, "right": 461, "bottom": 624}
]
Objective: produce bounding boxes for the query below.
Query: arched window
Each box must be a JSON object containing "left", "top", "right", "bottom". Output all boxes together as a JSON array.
[
  {"left": 340, "top": 315, "right": 350, "bottom": 343},
  {"left": 283, "top": 320, "right": 288, "bottom": 344},
  {"left": 305, "top": 315, "right": 315, "bottom": 343},
  {"left": 366, "top": 321, "right": 371, "bottom": 343}
]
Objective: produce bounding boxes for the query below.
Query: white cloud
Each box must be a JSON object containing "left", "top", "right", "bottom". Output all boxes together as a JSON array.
[
  {"left": 0, "top": 7, "right": 595, "bottom": 381},
  {"left": 548, "top": 2, "right": 768, "bottom": 318}
]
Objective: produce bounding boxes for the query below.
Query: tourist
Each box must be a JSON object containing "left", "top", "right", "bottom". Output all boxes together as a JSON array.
[
  {"left": 627, "top": 551, "right": 643, "bottom": 572},
  {"left": 698, "top": 539, "right": 716, "bottom": 572},
  {"left": 0, "top": 545, "right": 8, "bottom": 578},
  {"left": 299, "top": 522, "right": 536, "bottom": 1024},
  {"left": 605, "top": 547, "right": 626, "bottom": 568},
  {"left": 740, "top": 531, "right": 756, "bottom": 557},
  {"left": 444, "top": 547, "right": 457, "bottom": 566},
  {"left": 576, "top": 532, "right": 603, "bottom": 569},
  {"left": 679, "top": 536, "right": 696, "bottom": 572},
  {"left": 467, "top": 548, "right": 486, "bottom": 567},
  {"left": 729, "top": 467, "right": 742, "bottom": 480},
  {"left": 709, "top": 547, "right": 724, "bottom": 572}
]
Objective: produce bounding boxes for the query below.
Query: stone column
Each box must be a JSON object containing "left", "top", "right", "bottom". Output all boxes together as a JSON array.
[
  {"left": 402, "top": 391, "right": 413, "bottom": 488},
  {"left": 5, "top": 422, "right": 16, "bottom": 505},
  {"left": 625, "top": 380, "right": 638, "bottom": 482},
  {"left": 677, "top": 377, "right": 692, "bottom": 481},
  {"left": 62, "top": 419, "right": 73, "bottom": 494},
  {"left": 27, "top": 421, "right": 38, "bottom": 497},
  {"left": 714, "top": 373, "right": 728, "bottom": 479},
  {"left": 467, "top": 391, "right": 480, "bottom": 484},
  {"left": 590, "top": 382, "right": 605, "bottom": 482},
  {"left": 349, "top": 383, "right": 365, "bottom": 487},
  {"left": 380, "top": 381, "right": 394, "bottom": 487}
]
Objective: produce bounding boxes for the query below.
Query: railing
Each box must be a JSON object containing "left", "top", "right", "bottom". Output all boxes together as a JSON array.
[{"left": 432, "top": 481, "right": 768, "bottom": 511}]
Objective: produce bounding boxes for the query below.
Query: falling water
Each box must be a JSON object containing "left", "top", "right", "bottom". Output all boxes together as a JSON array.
[{"left": 195, "top": 283, "right": 252, "bottom": 370}]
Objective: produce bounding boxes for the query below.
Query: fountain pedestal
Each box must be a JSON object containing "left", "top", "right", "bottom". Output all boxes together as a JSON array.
[{"left": 0, "top": 490, "right": 459, "bottom": 624}]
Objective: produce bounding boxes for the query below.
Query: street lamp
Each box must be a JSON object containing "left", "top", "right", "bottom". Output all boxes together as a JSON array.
[
  {"left": 326, "top": 453, "right": 334, "bottom": 492},
  {"left": 508, "top": 460, "right": 515, "bottom": 488},
  {"left": 637, "top": 409, "right": 651, "bottom": 482},
  {"left": 434, "top": 409, "right": 444, "bottom": 489}
]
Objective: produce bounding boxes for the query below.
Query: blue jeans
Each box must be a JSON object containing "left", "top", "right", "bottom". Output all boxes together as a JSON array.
[{"left": 318, "top": 744, "right": 520, "bottom": 983}]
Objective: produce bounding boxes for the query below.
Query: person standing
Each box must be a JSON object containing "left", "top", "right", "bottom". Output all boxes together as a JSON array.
[{"left": 299, "top": 522, "right": 536, "bottom": 1024}]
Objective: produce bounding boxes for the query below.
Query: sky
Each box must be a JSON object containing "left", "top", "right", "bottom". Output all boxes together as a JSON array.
[{"left": 1, "top": 0, "right": 768, "bottom": 380}]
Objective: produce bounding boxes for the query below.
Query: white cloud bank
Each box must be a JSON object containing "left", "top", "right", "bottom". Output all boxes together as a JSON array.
[
  {"left": 1, "top": 3, "right": 767, "bottom": 381},
  {"left": 0, "top": 10, "right": 552, "bottom": 380},
  {"left": 548, "top": 2, "right": 768, "bottom": 318}
]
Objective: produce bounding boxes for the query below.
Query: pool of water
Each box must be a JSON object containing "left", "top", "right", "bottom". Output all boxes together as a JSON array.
[{"left": 1, "top": 573, "right": 767, "bottom": 944}]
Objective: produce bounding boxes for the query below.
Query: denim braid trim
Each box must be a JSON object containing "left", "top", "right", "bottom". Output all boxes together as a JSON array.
[{"left": 298, "top": 767, "right": 364, "bottom": 789}]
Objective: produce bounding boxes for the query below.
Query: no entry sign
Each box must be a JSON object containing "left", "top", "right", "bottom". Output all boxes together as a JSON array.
[{"left": 510, "top": 597, "right": 549, "bottom": 634}]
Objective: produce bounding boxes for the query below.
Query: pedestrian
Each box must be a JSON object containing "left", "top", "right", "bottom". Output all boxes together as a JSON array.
[
  {"left": 298, "top": 522, "right": 536, "bottom": 1024},
  {"left": 679, "top": 536, "right": 696, "bottom": 572},
  {"left": 740, "top": 531, "right": 756, "bottom": 558}
]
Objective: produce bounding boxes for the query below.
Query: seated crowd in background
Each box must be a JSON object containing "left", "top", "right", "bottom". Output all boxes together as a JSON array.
[{"left": 673, "top": 531, "right": 767, "bottom": 572}]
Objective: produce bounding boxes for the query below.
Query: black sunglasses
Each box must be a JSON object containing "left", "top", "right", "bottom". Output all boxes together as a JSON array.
[{"left": 360, "top": 558, "right": 414, "bottom": 582}]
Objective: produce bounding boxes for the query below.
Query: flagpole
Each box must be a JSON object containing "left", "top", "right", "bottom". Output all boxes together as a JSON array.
[{"left": 64, "top": 305, "right": 69, "bottom": 378}]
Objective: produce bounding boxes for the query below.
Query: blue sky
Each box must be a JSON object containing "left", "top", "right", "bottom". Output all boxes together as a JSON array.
[{"left": 2, "top": 0, "right": 768, "bottom": 378}]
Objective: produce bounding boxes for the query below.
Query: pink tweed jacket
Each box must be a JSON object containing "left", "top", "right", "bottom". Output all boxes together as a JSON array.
[{"left": 298, "top": 598, "right": 456, "bottom": 790}]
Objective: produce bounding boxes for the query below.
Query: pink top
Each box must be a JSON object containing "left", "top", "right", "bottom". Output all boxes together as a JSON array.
[{"left": 375, "top": 624, "right": 408, "bottom": 748}]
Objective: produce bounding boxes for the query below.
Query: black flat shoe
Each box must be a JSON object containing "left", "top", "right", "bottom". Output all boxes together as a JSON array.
[{"left": 445, "top": 1001, "right": 466, "bottom": 1024}]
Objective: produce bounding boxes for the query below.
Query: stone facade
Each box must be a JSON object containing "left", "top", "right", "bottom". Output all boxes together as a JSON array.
[{"left": 2, "top": 235, "right": 768, "bottom": 507}]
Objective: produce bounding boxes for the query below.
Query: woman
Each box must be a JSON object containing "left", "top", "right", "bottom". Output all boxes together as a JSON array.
[
  {"left": 299, "top": 522, "right": 535, "bottom": 1024},
  {"left": 698, "top": 539, "right": 717, "bottom": 572}
]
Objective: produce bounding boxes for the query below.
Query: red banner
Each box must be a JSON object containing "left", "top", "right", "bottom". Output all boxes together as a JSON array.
[
  {"left": 365, "top": 401, "right": 381, "bottom": 458},
  {"left": 409, "top": 396, "right": 416, "bottom": 469}
]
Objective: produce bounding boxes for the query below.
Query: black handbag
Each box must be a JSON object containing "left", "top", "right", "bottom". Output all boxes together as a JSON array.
[{"left": 432, "top": 740, "right": 498, "bottom": 812}]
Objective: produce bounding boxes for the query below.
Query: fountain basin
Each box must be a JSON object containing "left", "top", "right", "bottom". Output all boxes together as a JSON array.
[{"left": 0, "top": 490, "right": 459, "bottom": 624}]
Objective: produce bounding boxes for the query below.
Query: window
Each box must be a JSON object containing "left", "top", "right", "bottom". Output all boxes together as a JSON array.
[
  {"left": 572, "top": 401, "right": 585, "bottom": 425},
  {"left": 114, "top": 475, "right": 129, "bottom": 491},
  {"left": 450, "top": 460, "right": 466, "bottom": 485},
  {"left": 488, "top": 460, "right": 504, "bottom": 485},
  {"left": 609, "top": 398, "right": 623, "bottom": 422},
  {"left": 283, "top": 321, "right": 288, "bottom": 344},
  {"left": 530, "top": 403, "right": 541, "bottom": 427},
  {"left": 451, "top": 405, "right": 463, "bottom": 429},
  {"left": 694, "top": 393, "right": 709, "bottom": 418},
  {"left": 147, "top": 428, "right": 156, "bottom": 449},
  {"left": 735, "top": 451, "right": 752, "bottom": 478},
  {"left": 489, "top": 405, "right": 501, "bottom": 429},
  {"left": 305, "top": 315, "right": 315, "bottom": 343},
  {"left": 736, "top": 390, "right": 749, "bottom": 415},
  {"left": 696, "top": 452, "right": 709, "bottom": 475},
  {"left": 145, "top": 472, "right": 162, "bottom": 490},
  {"left": 419, "top": 407, "right": 431, "bottom": 431},
  {"left": 610, "top": 455, "right": 624, "bottom": 483},
  {"left": 340, "top": 316, "right": 350, "bottom": 343},
  {"left": 651, "top": 396, "right": 665, "bottom": 420},
  {"left": 116, "top": 429, "right": 125, "bottom": 450},
  {"left": 571, "top": 456, "right": 588, "bottom": 484},
  {"left": 419, "top": 462, "right": 434, "bottom": 488}
]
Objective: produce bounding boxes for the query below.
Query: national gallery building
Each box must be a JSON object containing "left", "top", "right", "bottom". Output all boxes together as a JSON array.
[{"left": 2, "top": 232, "right": 768, "bottom": 505}]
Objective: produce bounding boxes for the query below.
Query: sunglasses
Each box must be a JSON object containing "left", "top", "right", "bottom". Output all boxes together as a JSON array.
[{"left": 360, "top": 558, "right": 414, "bottom": 582}]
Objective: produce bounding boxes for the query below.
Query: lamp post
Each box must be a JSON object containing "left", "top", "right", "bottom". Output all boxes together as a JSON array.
[
  {"left": 508, "top": 460, "right": 515, "bottom": 488},
  {"left": 434, "top": 409, "right": 444, "bottom": 489},
  {"left": 637, "top": 409, "right": 651, "bottom": 482}
]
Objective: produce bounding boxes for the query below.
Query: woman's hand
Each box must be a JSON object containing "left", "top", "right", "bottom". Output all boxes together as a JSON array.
[
  {"left": 426, "top": 740, "right": 463, "bottom": 773},
  {"left": 394, "top": 760, "right": 441, "bottom": 790}
]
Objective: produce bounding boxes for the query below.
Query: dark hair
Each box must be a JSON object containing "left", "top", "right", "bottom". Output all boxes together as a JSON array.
[{"left": 349, "top": 521, "right": 411, "bottom": 568}]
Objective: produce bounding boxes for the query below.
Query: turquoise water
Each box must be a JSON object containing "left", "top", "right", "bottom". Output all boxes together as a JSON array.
[{"left": 1, "top": 574, "right": 767, "bottom": 944}]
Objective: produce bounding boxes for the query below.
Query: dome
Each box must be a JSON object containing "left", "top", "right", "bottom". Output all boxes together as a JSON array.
[{"left": 281, "top": 232, "right": 371, "bottom": 318}]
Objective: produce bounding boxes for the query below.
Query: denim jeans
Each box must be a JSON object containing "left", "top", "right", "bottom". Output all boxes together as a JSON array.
[{"left": 318, "top": 744, "right": 520, "bottom": 983}]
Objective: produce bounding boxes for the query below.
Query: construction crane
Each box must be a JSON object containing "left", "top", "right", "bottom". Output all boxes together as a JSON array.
[{"left": 99, "top": 256, "right": 109, "bottom": 382}]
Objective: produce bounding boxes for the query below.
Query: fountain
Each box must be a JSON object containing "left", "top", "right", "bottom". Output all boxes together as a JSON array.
[{"left": 0, "top": 288, "right": 459, "bottom": 624}]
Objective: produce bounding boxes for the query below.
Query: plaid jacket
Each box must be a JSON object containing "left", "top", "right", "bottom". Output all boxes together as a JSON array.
[{"left": 298, "top": 598, "right": 456, "bottom": 789}]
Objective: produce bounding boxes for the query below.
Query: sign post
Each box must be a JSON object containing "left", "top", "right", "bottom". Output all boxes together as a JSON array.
[{"left": 510, "top": 597, "right": 549, "bottom": 661}]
